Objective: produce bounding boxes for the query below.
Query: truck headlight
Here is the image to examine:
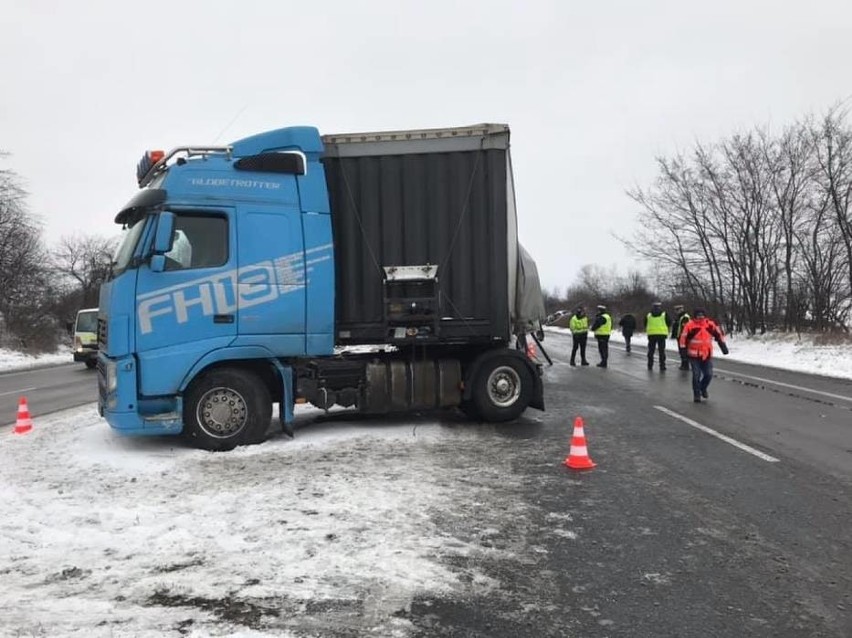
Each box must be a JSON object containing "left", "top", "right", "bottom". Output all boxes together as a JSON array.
[{"left": 106, "top": 361, "right": 118, "bottom": 394}]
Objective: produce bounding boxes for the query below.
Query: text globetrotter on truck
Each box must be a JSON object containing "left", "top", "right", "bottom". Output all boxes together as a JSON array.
[{"left": 97, "top": 123, "right": 547, "bottom": 451}]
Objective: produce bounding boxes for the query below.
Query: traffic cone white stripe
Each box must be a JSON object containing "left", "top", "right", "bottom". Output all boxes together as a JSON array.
[
  {"left": 563, "top": 415, "right": 596, "bottom": 470},
  {"left": 13, "top": 396, "right": 34, "bottom": 434}
]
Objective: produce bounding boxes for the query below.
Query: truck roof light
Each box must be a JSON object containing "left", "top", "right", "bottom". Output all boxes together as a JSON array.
[
  {"left": 136, "top": 150, "right": 166, "bottom": 186},
  {"left": 136, "top": 146, "right": 233, "bottom": 187}
]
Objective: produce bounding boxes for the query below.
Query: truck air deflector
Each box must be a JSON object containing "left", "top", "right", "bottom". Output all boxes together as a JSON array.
[
  {"left": 115, "top": 188, "right": 167, "bottom": 224},
  {"left": 229, "top": 126, "right": 323, "bottom": 157}
]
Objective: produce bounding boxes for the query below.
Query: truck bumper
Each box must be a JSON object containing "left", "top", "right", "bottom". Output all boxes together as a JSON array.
[{"left": 98, "top": 353, "right": 184, "bottom": 436}]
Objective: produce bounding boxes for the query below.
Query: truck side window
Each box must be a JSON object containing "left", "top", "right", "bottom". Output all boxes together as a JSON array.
[{"left": 164, "top": 214, "right": 228, "bottom": 270}]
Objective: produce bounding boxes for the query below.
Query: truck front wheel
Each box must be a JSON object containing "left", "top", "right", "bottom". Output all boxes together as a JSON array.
[
  {"left": 183, "top": 368, "right": 272, "bottom": 451},
  {"left": 471, "top": 354, "right": 533, "bottom": 422}
]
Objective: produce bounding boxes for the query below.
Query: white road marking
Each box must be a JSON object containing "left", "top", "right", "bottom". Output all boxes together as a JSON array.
[
  {"left": 0, "top": 386, "right": 36, "bottom": 398},
  {"left": 715, "top": 368, "right": 852, "bottom": 403},
  {"left": 653, "top": 405, "right": 780, "bottom": 463}
]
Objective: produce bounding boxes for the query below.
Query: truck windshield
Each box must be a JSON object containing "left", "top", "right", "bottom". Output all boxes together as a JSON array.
[{"left": 112, "top": 217, "right": 148, "bottom": 277}]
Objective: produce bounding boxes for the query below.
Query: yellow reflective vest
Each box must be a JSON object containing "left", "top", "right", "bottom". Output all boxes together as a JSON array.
[
  {"left": 569, "top": 314, "right": 589, "bottom": 334},
  {"left": 593, "top": 313, "right": 612, "bottom": 336},
  {"left": 646, "top": 312, "right": 669, "bottom": 336}
]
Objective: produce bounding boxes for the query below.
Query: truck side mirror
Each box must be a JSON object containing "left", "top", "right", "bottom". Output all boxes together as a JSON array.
[
  {"left": 153, "top": 212, "right": 175, "bottom": 254},
  {"left": 150, "top": 255, "right": 166, "bottom": 272},
  {"left": 149, "top": 212, "right": 175, "bottom": 273}
]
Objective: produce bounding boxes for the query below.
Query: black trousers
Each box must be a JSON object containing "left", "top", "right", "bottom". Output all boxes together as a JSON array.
[
  {"left": 596, "top": 335, "right": 609, "bottom": 365},
  {"left": 647, "top": 335, "right": 667, "bottom": 368},
  {"left": 571, "top": 333, "right": 588, "bottom": 364},
  {"left": 623, "top": 330, "right": 634, "bottom": 352}
]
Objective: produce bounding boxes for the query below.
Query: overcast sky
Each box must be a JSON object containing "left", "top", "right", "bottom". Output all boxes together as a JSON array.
[{"left": 2, "top": 0, "right": 851, "bottom": 291}]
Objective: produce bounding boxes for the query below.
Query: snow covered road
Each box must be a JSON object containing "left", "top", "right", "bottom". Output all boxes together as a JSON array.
[{"left": 1, "top": 404, "right": 554, "bottom": 637}]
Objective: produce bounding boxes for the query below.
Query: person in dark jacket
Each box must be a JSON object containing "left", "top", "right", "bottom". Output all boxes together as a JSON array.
[
  {"left": 645, "top": 301, "right": 672, "bottom": 371},
  {"left": 568, "top": 306, "right": 590, "bottom": 366},
  {"left": 618, "top": 313, "right": 637, "bottom": 353},
  {"left": 590, "top": 304, "right": 613, "bottom": 367},
  {"left": 670, "top": 304, "right": 691, "bottom": 370},
  {"left": 679, "top": 308, "right": 729, "bottom": 402}
]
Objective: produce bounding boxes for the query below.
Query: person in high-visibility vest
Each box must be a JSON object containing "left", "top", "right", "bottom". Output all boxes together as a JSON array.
[
  {"left": 590, "top": 304, "right": 613, "bottom": 368},
  {"left": 645, "top": 301, "right": 672, "bottom": 371},
  {"left": 678, "top": 308, "right": 729, "bottom": 402},
  {"left": 568, "top": 306, "right": 590, "bottom": 366},
  {"left": 670, "top": 304, "right": 691, "bottom": 370}
]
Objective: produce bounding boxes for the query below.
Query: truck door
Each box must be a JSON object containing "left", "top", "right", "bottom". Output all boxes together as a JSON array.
[
  {"left": 135, "top": 209, "right": 237, "bottom": 396},
  {"left": 236, "top": 203, "right": 306, "bottom": 355}
]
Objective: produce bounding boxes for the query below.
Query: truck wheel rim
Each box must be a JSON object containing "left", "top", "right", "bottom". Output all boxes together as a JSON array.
[
  {"left": 197, "top": 387, "right": 248, "bottom": 438},
  {"left": 487, "top": 366, "right": 521, "bottom": 407}
]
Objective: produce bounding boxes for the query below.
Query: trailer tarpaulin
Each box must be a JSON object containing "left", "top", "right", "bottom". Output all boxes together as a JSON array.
[{"left": 514, "top": 243, "right": 546, "bottom": 335}]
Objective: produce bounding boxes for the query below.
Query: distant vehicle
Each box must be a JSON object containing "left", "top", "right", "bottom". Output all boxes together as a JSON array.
[
  {"left": 546, "top": 310, "right": 569, "bottom": 324},
  {"left": 73, "top": 308, "right": 99, "bottom": 369}
]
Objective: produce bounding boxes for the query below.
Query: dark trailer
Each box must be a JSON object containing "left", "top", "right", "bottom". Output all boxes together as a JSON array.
[{"left": 322, "top": 123, "right": 543, "bottom": 347}]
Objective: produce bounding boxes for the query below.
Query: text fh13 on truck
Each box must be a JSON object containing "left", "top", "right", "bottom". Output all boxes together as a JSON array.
[{"left": 97, "top": 123, "right": 548, "bottom": 451}]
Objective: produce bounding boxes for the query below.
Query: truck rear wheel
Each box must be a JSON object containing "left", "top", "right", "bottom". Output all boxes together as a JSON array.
[
  {"left": 471, "top": 354, "right": 533, "bottom": 422},
  {"left": 183, "top": 368, "right": 272, "bottom": 451}
]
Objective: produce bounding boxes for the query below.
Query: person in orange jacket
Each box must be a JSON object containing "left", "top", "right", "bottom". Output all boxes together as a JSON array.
[{"left": 678, "top": 308, "right": 729, "bottom": 402}]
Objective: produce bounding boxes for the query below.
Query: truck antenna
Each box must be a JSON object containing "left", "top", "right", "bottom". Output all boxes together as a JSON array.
[{"left": 212, "top": 104, "right": 249, "bottom": 143}]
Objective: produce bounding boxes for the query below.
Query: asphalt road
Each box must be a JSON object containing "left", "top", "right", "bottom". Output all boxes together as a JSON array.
[
  {"left": 2, "top": 340, "right": 851, "bottom": 637},
  {"left": 0, "top": 361, "right": 98, "bottom": 427},
  {"left": 402, "top": 332, "right": 852, "bottom": 637}
]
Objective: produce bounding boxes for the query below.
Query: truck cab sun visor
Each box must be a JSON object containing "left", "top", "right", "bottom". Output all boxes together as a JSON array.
[{"left": 115, "top": 188, "right": 167, "bottom": 225}]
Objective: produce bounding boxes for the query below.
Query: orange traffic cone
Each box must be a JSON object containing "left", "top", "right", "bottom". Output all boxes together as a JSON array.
[
  {"left": 563, "top": 416, "right": 595, "bottom": 470},
  {"left": 13, "top": 397, "right": 33, "bottom": 435}
]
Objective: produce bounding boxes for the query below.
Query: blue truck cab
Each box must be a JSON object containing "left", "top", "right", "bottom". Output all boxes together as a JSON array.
[{"left": 98, "top": 124, "right": 546, "bottom": 450}]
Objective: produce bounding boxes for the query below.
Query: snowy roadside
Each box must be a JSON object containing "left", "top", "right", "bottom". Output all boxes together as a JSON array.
[
  {"left": 545, "top": 327, "right": 852, "bottom": 381},
  {"left": 0, "top": 347, "right": 71, "bottom": 374},
  {"left": 0, "top": 404, "right": 558, "bottom": 637}
]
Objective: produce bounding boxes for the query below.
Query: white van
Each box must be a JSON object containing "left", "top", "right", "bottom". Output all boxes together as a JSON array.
[{"left": 73, "top": 308, "right": 99, "bottom": 369}]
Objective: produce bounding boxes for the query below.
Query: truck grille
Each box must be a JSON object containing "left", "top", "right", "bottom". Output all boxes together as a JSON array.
[{"left": 97, "top": 317, "right": 108, "bottom": 349}]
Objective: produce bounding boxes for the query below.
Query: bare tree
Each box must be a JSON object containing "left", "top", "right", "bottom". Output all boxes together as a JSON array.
[
  {"left": 52, "top": 234, "right": 116, "bottom": 308},
  {"left": 625, "top": 113, "right": 852, "bottom": 335},
  {"left": 626, "top": 152, "right": 730, "bottom": 319},
  {"left": 0, "top": 154, "right": 51, "bottom": 347},
  {"left": 762, "top": 123, "right": 815, "bottom": 330},
  {"left": 813, "top": 107, "right": 852, "bottom": 324}
]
